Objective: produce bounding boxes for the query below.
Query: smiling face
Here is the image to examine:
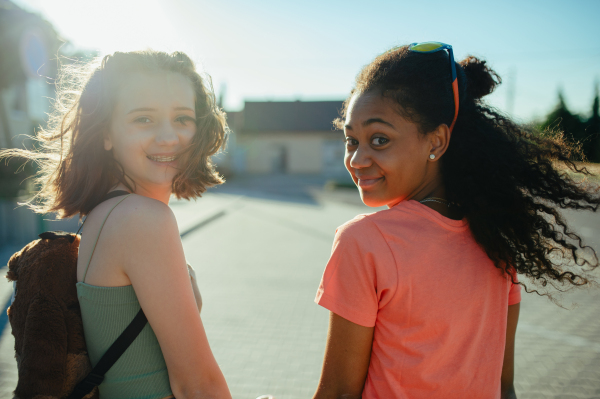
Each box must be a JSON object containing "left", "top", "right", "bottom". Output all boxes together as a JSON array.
[
  {"left": 105, "top": 72, "right": 196, "bottom": 197},
  {"left": 344, "top": 91, "right": 447, "bottom": 208}
]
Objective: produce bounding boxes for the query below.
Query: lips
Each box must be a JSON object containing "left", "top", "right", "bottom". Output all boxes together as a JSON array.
[
  {"left": 357, "top": 176, "right": 384, "bottom": 188},
  {"left": 147, "top": 154, "right": 177, "bottom": 162}
]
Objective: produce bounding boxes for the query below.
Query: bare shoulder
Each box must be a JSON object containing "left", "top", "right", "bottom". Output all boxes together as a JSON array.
[
  {"left": 78, "top": 195, "right": 181, "bottom": 285},
  {"left": 114, "top": 194, "right": 174, "bottom": 220},
  {"left": 80, "top": 195, "right": 179, "bottom": 268},
  {"left": 89, "top": 194, "right": 178, "bottom": 239}
]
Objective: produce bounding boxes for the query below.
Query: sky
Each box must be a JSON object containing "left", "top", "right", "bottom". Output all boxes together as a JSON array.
[{"left": 13, "top": 0, "right": 600, "bottom": 122}]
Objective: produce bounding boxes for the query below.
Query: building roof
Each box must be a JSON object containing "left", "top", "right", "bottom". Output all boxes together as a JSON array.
[{"left": 241, "top": 100, "right": 344, "bottom": 132}]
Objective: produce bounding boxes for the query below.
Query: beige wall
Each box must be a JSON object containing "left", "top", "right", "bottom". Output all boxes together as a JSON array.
[{"left": 240, "top": 132, "right": 329, "bottom": 174}]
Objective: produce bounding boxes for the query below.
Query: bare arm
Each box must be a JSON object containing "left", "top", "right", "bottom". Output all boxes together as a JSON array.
[
  {"left": 313, "top": 312, "right": 375, "bottom": 399},
  {"left": 501, "top": 303, "right": 520, "bottom": 399},
  {"left": 121, "top": 200, "right": 230, "bottom": 399}
]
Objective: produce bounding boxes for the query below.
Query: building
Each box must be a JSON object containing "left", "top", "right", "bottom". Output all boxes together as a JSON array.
[
  {"left": 0, "top": 1, "right": 61, "bottom": 152},
  {"left": 0, "top": 1, "right": 67, "bottom": 245},
  {"left": 224, "top": 100, "right": 347, "bottom": 177}
]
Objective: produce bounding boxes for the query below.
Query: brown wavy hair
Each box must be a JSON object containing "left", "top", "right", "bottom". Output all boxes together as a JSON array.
[
  {"left": 1, "top": 50, "right": 227, "bottom": 218},
  {"left": 337, "top": 45, "right": 600, "bottom": 295}
]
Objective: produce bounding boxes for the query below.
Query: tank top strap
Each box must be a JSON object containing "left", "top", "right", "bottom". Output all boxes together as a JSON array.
[{"left": 82, "top": 194, "right": 132, "bottom": 283}]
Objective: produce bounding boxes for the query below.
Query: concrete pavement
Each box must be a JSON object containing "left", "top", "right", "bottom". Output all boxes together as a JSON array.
[
  {"left": 0, "top": 177, "right": 599, "bottom": 398},
  {"left": 175, "top": 194, "right": 373, "bottom": 399}
]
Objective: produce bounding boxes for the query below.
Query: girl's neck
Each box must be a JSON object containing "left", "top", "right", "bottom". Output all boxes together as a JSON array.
[
  {"left": 415, "top": 187, "right": 463, "bottom": 221},
  {"left": 110, "top": 183, "right": 172, "bottom": 205}
]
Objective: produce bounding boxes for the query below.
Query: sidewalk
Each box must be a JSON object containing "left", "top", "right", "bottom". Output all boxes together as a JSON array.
[
  {"left": 0, "top": 179, "right": 599, "bottom": 398},
  {"left": 515, "top": 287, "right": 600, "bottom": 398},
  {"left": 0, "top": 245, "right": 21, "bottom": 397}
]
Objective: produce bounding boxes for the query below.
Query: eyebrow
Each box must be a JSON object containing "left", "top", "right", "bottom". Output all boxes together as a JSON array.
[
  {"left": 127, "top": 106, "right": 195, "bottom": 115},
  {"left": 174, "top": 106, "right": 195, "bottom": 112},
  {"left": 127, "top": 107, "right": 154, "bottom": 114},
  {"left": 345, "top": 118, "right": 395, "bottom": 130}
]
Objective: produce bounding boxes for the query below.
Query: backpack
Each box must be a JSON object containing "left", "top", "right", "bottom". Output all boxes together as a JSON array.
[{"left": 6, "top": 190, "right": 146, "bottom": 399}]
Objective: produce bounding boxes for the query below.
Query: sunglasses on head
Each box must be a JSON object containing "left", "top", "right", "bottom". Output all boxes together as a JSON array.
[{"left": 408, "top": 42, "right": 459, "bottom": 132}]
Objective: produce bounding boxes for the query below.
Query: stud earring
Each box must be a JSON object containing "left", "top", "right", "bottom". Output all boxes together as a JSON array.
[{"left": 429, "top": 154, "right": 436, "bottom": 160}]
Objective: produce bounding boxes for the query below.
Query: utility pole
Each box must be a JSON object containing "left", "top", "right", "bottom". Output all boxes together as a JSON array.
[
  {"left": 506, "top": 67, "right": 516, "bottom": 117},
  {"left": 218, "top": 82, "right": 226, "bottom": 109}
]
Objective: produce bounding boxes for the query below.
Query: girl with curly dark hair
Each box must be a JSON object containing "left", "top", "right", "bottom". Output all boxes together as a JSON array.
[{"left": 312, "top": 42, "right": 599, "bottom": 399}]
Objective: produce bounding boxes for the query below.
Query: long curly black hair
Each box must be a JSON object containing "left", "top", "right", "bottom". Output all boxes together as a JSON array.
[{"left": 337, "top": 45, "right": 600, "bottom": 295}]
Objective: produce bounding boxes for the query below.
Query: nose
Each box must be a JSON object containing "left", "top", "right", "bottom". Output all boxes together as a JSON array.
[
  {"left": 348, "top": 145, "right": 372, "bottom": 169},
  {"left": 155, "top": 120, "right": 179, "bottom": 146}
]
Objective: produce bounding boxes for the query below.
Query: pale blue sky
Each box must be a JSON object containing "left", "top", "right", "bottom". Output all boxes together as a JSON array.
[{"left": 14, "top": 0, "right": 600, "bottom": 122}]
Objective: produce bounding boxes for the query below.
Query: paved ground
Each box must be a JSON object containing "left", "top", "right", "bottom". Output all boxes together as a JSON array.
[{"left": 0, "top": 175, "right": 599, "bottom": 398}]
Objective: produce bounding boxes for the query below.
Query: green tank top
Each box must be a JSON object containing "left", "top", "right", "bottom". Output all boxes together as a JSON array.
[{"left": 76, "top": 194, "right": 172, "bottom": 399}]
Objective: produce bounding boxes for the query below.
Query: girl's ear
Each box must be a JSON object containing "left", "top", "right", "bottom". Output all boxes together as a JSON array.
[
  {"left": 428, "top": 124, "right": 451, "bottom": 161},
  {"left": 104, "top": 135, "right": 113, "bottom": 151}
]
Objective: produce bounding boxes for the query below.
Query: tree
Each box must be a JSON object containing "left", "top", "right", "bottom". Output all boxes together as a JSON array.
[
  {"left": 586, "top": 82, "right": 600, "bottom": 163},
  {"left": 540, "top": 90, "right": 588, "bottom": 161}
]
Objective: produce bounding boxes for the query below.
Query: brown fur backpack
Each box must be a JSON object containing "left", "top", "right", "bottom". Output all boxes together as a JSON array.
[{"left": 6, "top": 231, "right": 98, "bottom": 399}]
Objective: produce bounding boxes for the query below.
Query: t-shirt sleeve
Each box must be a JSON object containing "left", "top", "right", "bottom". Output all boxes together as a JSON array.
[
  {"left": 508, "top": 272, "right": 521, "bottom": 305},
  {"left": 315, "top": 218, "right": 394, "bottom": 327}
]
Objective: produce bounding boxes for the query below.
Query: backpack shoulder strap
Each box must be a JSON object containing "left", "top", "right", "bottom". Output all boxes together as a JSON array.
[
  {"left": 82, "top": 194, "right": 132, "bottom": 283},
  {"left": 68, "top": 308, "right": 148, "bottom": 399}
]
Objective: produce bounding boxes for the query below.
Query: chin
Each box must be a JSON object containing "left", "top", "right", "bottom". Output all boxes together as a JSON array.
[
  {"left": 136, "top": 175, "right": 175, "bottom": 192},
  {"left": 359, "top": 191, "right": 391, "bottom": 208},
  {"left": 150, "top": 172, "right": 178, "bottom": 184}
]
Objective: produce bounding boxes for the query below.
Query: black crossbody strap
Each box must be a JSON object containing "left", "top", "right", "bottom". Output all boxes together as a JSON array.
[
  {"left": 69, "top": 308, "right": 148, "bottom": 399},
  {"left": 69, "top": 189, "right": 142, "bottom": 398}
]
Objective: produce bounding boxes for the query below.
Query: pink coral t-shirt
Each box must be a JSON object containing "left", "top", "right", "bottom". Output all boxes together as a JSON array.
[{"left": 315, "top": 200, "right": 521, "bottom": 399}]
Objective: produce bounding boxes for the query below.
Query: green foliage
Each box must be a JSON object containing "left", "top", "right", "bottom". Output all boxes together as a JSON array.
[
  {"left": 539, "top": 89, "right": 600, "bottom": 163},
  {"left": 586, "top": 86, "right": 600, "bottom": 162}
]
